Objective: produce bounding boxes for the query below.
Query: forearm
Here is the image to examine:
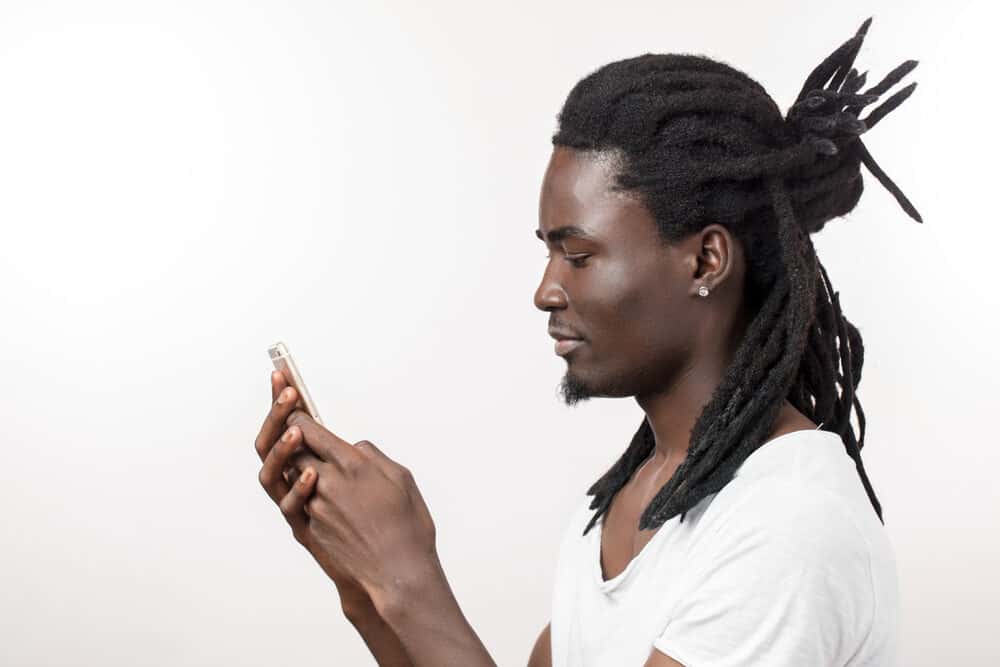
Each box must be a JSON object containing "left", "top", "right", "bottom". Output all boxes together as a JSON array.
[
  {"left": 346, "top": 608, "right": 415, "bottom": 667},
  {"left": 375, "top": 558, "right": 497, "bottom": 667}
]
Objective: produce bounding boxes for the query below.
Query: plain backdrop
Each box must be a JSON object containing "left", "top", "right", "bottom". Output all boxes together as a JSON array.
[{"left": 1, "top": 1, "right": 995, "bottom": 665}]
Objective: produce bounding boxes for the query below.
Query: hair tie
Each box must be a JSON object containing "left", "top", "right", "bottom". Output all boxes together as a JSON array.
[{"left": 783, "top": 16, "right": 923, "bottom": 223}]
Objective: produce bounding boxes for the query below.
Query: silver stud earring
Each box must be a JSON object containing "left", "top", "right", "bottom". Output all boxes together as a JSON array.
[{"left": 698, "top": 285, "right": 710, "bottom": 297}]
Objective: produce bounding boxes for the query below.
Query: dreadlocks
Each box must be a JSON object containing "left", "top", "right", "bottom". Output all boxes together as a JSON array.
[{"left": 556, "top": 17, "right": 923, "bottom": 536}]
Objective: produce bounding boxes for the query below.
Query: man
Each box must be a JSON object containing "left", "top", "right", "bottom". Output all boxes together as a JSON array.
[{"left": 255, "top": 16, "right": 918, "bottom": 666}]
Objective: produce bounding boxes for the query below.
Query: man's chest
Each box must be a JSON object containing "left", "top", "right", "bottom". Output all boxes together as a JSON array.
[{"left": 599, "top": 473, "right": 674, "bottom": 581}]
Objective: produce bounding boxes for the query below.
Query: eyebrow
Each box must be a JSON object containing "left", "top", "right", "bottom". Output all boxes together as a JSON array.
[{"left": 535, "top": 225, "right": 596, "bottom": 244}]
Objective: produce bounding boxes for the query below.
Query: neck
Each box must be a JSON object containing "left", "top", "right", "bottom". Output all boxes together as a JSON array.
[
  {"left": 635, "top": 351, "right": 732, "bottom": 469},
  {"left": 635, "top": 297, "right": 755, "bottom": 468}
]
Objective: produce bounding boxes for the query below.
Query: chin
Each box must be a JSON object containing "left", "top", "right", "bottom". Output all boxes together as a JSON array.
[{"left": 558, "top": 366, "right": 637, "bottom": 405}]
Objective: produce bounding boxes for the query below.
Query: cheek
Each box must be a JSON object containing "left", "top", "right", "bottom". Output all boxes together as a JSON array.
[
  {"left": 593, "top": 267, "right": 689, "bottom": 355},
  {"left": 622, "top": 300, "right": 682, "bottom": 359}
]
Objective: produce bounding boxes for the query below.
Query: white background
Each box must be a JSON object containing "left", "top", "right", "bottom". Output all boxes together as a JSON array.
[{"left": 1, "top": 1, "right": 995, "bottom": 665}]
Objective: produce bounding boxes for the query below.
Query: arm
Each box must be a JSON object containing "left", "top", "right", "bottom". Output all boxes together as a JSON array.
[
  {"left": 643, "top": 649, "right": 685, "bottom": 667},
  {"left": 527, "top": 622, "right": 551, "bottom": 667},
  {"left": 374, "top": 557, "right": 498, "bottom": 667},
  {"left": 345, "top": 604, "right": 415, "bottom": 667}
]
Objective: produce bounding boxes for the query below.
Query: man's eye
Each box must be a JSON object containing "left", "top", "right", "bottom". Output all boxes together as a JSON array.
[{"left": 543, "top": 252, "right": 589, "bottom": 267}]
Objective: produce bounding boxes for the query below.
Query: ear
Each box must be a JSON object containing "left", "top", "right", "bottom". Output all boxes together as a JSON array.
[{"left": 690, "top": 224, "right": 739, "bottom": 297}]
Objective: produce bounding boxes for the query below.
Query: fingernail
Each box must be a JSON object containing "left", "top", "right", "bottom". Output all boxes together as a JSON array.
[
  {"left": 301, "top": 469, "right": 314, "bottom": 484},
  {"left": 277, "top": 387, "right": 293, "bottom": 404},
  {"left": 282, "top": 428, "right": 295, "bottom": 442}
]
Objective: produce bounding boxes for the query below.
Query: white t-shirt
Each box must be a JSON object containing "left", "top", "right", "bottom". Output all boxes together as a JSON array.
[{"left": 550, "top": 427, "right": 899, "bottom": 666}]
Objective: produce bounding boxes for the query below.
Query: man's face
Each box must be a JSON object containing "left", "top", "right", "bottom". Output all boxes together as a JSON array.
[{"left": 535, "top": 146, "right": 700, "bottom": 406}]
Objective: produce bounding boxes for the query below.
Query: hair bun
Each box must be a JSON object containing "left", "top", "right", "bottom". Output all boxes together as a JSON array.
[
  {"left": 787, "top": 93, "right": 871, "bottom": 154},
  {"left": 783, "top": 16, "right": 923, "bottom": 224}
]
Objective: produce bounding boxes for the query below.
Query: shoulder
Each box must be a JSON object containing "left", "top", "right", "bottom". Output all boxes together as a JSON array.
[
  {"left": 709, "top": 478, "right": 873, "bottom": 567},
  {"left": 667, "top": 479, "right": 878, "bottom": 628},
  {"left": 655, "top": 479, "right": 881, "bottom": 665}
]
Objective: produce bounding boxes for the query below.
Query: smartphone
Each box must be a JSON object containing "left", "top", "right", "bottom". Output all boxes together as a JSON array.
[{"left": 268, "top": 341, "right": 323, "bottom": 425}]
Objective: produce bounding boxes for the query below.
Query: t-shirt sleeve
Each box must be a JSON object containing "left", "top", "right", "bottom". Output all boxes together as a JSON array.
[{"left": 652, "top": 482, "right": 875, "bottom": 667}]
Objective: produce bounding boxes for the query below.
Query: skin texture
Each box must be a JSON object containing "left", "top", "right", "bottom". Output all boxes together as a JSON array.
[{"left": 255, "top": 144, "right": 818, "bottom": 667}]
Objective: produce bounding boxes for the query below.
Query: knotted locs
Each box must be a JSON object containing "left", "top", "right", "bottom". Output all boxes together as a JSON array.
[{"left": 784, "top": 16, "right": 923, "bottom": 226}]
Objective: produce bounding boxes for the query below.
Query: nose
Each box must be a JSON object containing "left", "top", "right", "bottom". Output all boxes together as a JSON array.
[{"left": 534, "top": 263, "right": 568, "bottom": 312}]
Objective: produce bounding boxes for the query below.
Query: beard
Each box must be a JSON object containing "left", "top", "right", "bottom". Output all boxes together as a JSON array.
[
  {"left": 558, "top": 365, "right": 638, "bottom": 406},
  {"left": 558, "top": 357, "right": 663, "bottom": 406},
  {"left": 558, "top": 369, "right": 594, "bottom": 406}
]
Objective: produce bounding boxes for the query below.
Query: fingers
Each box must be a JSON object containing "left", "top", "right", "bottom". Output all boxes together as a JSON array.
[
  {"left": 271, "top": 370, "right": 284, "bottom": 402},
  {"left": 283, "top": 464, "right": 301, "bottom": 487},
  {"left": 285, "top": 410, "right": 359, "bottom": 470},
  {"left": 281, "top": 464, "right": 313, "bottom": 518},
  {"left": 272, "top": 370, "right": 307, "bottom": 412},
  {"left": 255, "top": 383, "right": 300, "bottom": 463},
  {"left": 259, "top": 423, "right": 304, "bottom": 503},
  {"left": 279, "top": 466, "right": 318, "bottom": 540},
  {"left": 287, "top": 448, "right": 326, "bottom": 476},
  {"left": 270, "top": 372, "right": 308, "bottom": 485}
]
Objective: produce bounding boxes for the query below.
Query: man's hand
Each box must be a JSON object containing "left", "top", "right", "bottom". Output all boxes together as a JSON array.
[
  {"left": 277, "top": 402, "right": 440, "bottom": 616},
  {"left": 258, "top": 372, "right": 495, "bottom": 666},
  {"left": 255, "top": 370, "right": 375, "bottom": 616}
]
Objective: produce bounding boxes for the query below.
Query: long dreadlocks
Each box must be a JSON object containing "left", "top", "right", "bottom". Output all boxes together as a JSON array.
[{"left": 555, "top": 17, "right": 923, "bottom": 536}]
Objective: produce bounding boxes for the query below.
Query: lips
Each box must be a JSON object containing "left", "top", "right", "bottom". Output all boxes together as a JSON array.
[
  {"left": 554, "top": 338, "right": 585, "bottom": 356},
  {"left": 548, "top": 327, "right": 583, "bottom": 341},
  {"left": 548, "top": 324, "right": 585, "bottom": 356}
]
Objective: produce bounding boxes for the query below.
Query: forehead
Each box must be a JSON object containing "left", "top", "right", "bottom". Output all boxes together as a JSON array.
[
  {"left": 538, "top": 146, "right": 651, "bottom": 244},
  {"left": 541, "top": 146, "right": 623, "bottom": 205}
]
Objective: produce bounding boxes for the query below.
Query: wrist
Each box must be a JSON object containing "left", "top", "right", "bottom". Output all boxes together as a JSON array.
[
  {"left": 345, "top": 604, "right": 384, "bottom": 629},
  {"left": 342, "top": 599, "right": 378, "bottom": 625},
  {"left": 337, "top": 587, "right": 373, "bottom": 617},
  {"left": 374, "top": 555, "right": 497, "bottom": 666},
  {"left": 372, "top": 553, "right": 448, "bottom": 624}
]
